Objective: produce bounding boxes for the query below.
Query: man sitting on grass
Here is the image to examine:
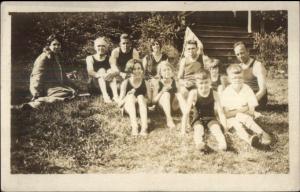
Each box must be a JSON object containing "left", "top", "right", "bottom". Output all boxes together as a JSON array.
[
  {"left": 109, "top": 33, "right": 140, "bottom": 102},
  {"left": 234, "top": 41, "right": 268, "bottom": 110},
  {"left": 220, "top": 64, "right": 271, "bottom": 148}
]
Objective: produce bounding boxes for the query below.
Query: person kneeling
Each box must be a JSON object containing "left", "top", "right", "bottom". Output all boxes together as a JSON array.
[
  {"left": 181, "top": 69, "right": 227, "bottom": 151},
  {"left": 117, "top": 59, "right": 151, "bottom": 136}
]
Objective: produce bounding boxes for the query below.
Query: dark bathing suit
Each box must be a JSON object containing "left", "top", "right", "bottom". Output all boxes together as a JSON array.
[
  {"left": 192, "top": 89, "right": 217, "bottom": 127},
  {"left": 125, "top": 79, "right": 147, "bottom": 97},
  {"left": 87, "top": 55, "right": 110, "bottom": 95}
]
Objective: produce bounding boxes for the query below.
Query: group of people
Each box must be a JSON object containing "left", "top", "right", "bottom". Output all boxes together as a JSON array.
[{"left": 24, "top": 32, "right": 271, "bottom": 152}]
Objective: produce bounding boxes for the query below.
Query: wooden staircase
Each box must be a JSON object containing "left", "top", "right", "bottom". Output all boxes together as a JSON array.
[{"left": 191, "top": 25, "right": 255, "bottom": 64}]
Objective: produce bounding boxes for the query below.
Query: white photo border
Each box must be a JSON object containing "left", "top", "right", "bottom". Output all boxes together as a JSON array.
[{"left": 1, "top": 1, "right": 299, "bottom": 191}]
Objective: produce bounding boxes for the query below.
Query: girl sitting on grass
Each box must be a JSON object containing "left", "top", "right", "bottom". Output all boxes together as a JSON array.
[
  {"left": 117, "top": 59, "right": 151, "bottom": 136},
  {"left": 151, "top": 61, "right": 179, "bottom": 129}
]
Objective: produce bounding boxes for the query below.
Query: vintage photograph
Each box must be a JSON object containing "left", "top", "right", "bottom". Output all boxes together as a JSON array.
[{"left": 1, "top": 1, "right": 299, "bottom": 191}]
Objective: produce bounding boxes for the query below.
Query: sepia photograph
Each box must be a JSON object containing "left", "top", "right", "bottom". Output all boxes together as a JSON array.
[{"left": 1, "top": 1, "right": 299, "bottom": 191}]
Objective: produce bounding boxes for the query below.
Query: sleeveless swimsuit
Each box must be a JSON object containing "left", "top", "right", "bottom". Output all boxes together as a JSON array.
[
  {"left": 125, "top": 79, "right": 147, "bottom": 97},
  {"left": 191, "top": 89, "right": 216, "bottom": 127}
]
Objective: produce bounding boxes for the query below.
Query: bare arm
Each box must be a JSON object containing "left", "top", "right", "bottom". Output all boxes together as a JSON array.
[
  {"left": 152, "top": 80, "right": 172, "bottom": 104},
  {"left": 117, "top": 79, "right": 129, "bottom": 107},
  {"left": 213, "top": 91, "right": 227, "bottom": 129},
  {"left": 142, "top": 56, "right": 148, "bottom": 75},
  {"left": 177, "top": 58, "right": 185, "bottom": 79},
  {"left": 145, "top": 80, "right": 152, "bottom": 104},
  {"left": 254, "top": 61, "right": 267, "bottom": 101},
  {"left": 224, "top": 105, "right": 249, "bottom": 118},
  {"left": 86, "top": 56, "right": 99, "bottom": 78},
  {"left": 246, "top": 105, "right": 255, "bottom": 117},
  {"left": 132, "top": 48, "right": 140, "bottom": 60},
  {"left": 109, "top": 48, "right": 120, "bottom": 72}
]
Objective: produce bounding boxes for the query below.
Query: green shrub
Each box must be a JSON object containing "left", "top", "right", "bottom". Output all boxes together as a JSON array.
[
  {"left": 135, "top": 14, "right": 179, "bottom": 58},
  {"left": 253, "top": 32, "right": 288, "bottom": 74}
]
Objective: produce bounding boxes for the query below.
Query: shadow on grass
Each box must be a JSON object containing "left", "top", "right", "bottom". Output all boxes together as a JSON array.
[
  {"left": 261, "top": 103, "right": 288, "bottom": 113},
  {"left": 257, "top": 118, "right": 288, "bottom": 135}
]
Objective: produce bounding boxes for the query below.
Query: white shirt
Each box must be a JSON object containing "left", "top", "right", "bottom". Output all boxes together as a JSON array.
[{"left": 220, "top": 83, "right": 258, "bottom": 110}]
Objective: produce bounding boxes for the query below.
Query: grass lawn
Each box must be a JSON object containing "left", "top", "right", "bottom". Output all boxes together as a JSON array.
[{"left": 11, "top": 78, "right": 288, "bottom": 174}]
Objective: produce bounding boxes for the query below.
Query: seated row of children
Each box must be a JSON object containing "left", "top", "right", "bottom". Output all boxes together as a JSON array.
[{"left": 87, "top": 36, "right": 271, "bottom": 151}]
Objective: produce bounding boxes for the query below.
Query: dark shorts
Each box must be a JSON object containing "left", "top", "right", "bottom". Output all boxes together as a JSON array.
[{"left": 191, "top": 116, "right": 218, "bottom": 128}]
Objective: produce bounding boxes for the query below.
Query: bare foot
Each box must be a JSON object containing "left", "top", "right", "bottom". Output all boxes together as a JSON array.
[
  {"left": 131, "top": 125, "right": 139, "bottom": 136},
  {"left": 167, "top": 118, "right": 176, "bottom": 129},
  {"left": 113, "top": 96, "right": 119, "bottom": 102},
  {"left": 140, "top": 129, "right": 148, "bottom": 136},
  {"left": 180, "top": 129, "right": 187, "bottom": 136},
  {"left": 103, "top": 96, "right": 112, "bottom": 103}
]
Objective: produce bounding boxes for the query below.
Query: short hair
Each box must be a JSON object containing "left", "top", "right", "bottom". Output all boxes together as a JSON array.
[
  {"left": 157, "top": 60, "right": 174, "bottom": 78},
  {"left": 233, "top": 41, "right": 247, "bottom": 50},
  {"left": 120, "top": 33, "right": 130, "bottom": 41},
  {"left": 195, "top": 69, "right": 211, "bottom": 81},
  {"left": 186, "top": 39, "right": 198, "bottom": 47},
  {"left": 125, "top": 59, "right": 144, "bottom": 73},
  {"left": 149, "top": 38, "right": 162, "bottom": 51},
  {"left": 206, "top": 58, "right": 220, "bottom": 69},
  {"left": 94, "top": 37, "right": 108, "bottom": 46},
  {"left": 226, "top": 64, "right": 243, "bottom": 75},
  {"left": 46, "top": 34, "right": 62, "bottom": 46}
]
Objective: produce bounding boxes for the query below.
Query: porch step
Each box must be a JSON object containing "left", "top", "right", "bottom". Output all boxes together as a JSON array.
[
  {"left": 199, "top": 35, "right": 254, "bottom": 43},
  {"left": 193, "top": 29, "right": 252, "bottom": 37},
  {"left": 204, "top": 42, "right": 253, "bottom": 49},
  {"left": 190, "top": 24, "right": 254, "bottom": 64},
  {"left": 204, "top": 48, "right": 255, "bottom": 56},
  {"left": 194, "top": 24, "right": 246, "bottom": 32},
  {"left": 207, "top": 55, "right": 255, "bottom": 65}
]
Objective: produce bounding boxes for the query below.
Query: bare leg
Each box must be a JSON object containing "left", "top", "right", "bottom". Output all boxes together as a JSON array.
[
  {"left": 124, "top": 94, "right": 138, "bottom": 135},
  {"left": 159, "top": 92, "right": 175, "bottom": 129},
  {"left": 137, "top": 95, "right": 148, "bottom": 135},
  {"left": 193, "top": 124, "right": 205, "bottom": 149},
  {"left": 177, "top": 87, "right": 192, "bottom": 132},
  {"left": 228, "top": 118, "right": 252, "bottom": 144},
  {"left": 98, "top": 77, "right": 112, "bottom": 103},
  {"left": 110, "top": 78, "right": 119, "bottom": 101},
  {"left": 236, "top": 113, "right": 263, "bottom": 134},
  {"left": 236, "top": 112, "right": 271, "bottom": 145},
  {"left": 208, "top": 120, "right": 227, "bottom": 150}
]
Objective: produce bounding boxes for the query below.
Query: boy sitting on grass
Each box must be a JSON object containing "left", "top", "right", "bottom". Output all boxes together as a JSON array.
[
  {"left": 177, "top": 40, "right": 204, "bottom": 128},
  {"left": 181, "top": 69, "right": 227, "bottom": 151},
  {"left": 205, "top": 58, "right": 229, "bottom": 95},
  {"left": 220, "top": 64, "right": 271, "bottom": 148}
]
